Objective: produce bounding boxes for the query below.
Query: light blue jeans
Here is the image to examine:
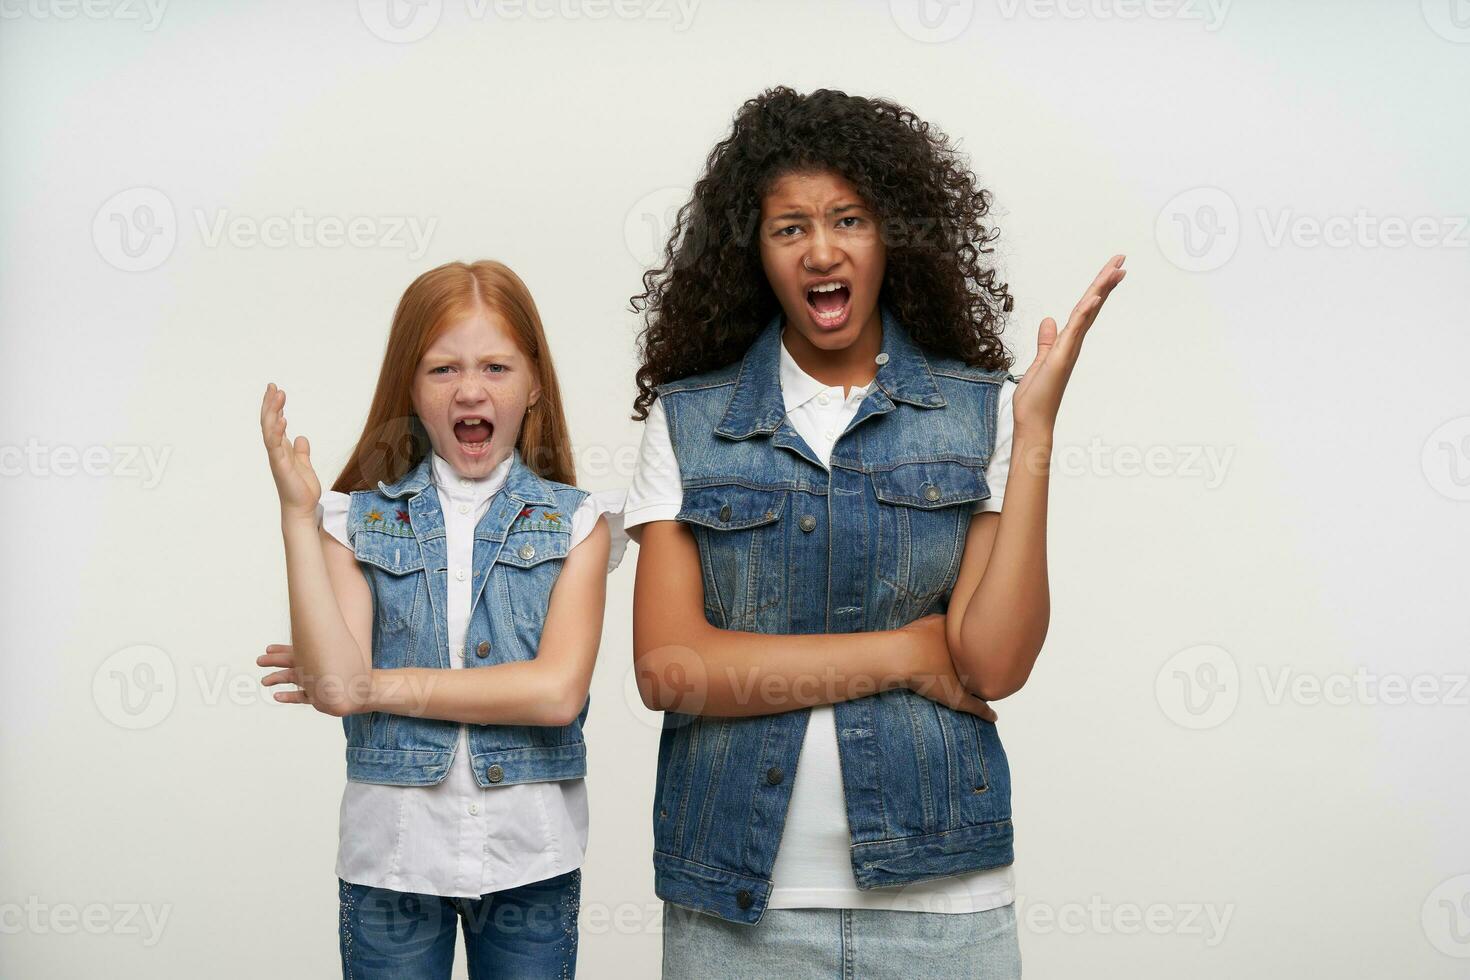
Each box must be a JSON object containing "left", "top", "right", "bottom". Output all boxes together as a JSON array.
[{"left": 661, "top": 901, "right": 1022, "bottom": 979}]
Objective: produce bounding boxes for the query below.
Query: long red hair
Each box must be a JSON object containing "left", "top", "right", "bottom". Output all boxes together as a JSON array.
[{"left": 332, "top": 260, "right": 575, "bottom": 492}]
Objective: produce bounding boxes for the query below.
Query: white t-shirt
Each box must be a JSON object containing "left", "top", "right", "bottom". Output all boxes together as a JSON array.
[
  {"left": 319, "top": 451, "right": 627, "bottom": 898},
  {"left": 623, "top": 331, "right": 1017, "bottom": 913}
]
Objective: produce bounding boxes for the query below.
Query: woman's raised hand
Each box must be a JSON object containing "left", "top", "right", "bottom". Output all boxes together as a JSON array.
[
  {"left": 260, "top": 382, "right": 322, "bottom": 521},
  {"left": 1011, "top": 254, "right": 1127, "bottom": 436}
]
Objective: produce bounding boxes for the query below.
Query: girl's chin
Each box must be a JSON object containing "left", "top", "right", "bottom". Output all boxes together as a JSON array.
[{"left": 789, "top": 303, "right": 873, "bottom": 349}]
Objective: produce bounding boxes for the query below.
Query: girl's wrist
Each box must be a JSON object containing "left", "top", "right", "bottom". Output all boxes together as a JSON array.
[{"left": 279, "top": 505, "right": 318, "bottom": 529}]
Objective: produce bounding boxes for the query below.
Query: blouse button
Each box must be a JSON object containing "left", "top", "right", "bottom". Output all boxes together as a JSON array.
[
  {"left": 875, "top": 352, "right": 890, "bottom": 366},
  {"left": 518, "top": 543, "right": 536, "bottom": 561},
  {"left": 458, "top": 503, "right": 469, "bottom": 514},
  {"left": 455, "top": 568, "right": 467, "bottom": 581}
]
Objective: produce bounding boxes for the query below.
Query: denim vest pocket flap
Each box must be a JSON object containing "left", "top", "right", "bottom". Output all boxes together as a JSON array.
[
  {"left": 677, "top": 484, "right": 785, "bottom": 531},
  {"left": 497, "top": 528, "right": 570, "bottom": 568},
  {"left": 352, "top": 530, "right": 427, "bottom": 575},
  {"left": 871, "top": 459, "right": 990, "bottom": 509}
]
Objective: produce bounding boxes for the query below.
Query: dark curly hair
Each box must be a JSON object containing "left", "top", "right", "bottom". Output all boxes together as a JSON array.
[{"left": 629, "top": 86, "right": 1014, "bottom": 420}]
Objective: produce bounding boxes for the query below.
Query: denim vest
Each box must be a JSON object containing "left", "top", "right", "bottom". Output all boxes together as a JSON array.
[
  {"left": 341, "top": 449, "right": 590, "bottom": 789},
  {"left": 652, "top": 309, "right": 1017, "bottom": 924}
]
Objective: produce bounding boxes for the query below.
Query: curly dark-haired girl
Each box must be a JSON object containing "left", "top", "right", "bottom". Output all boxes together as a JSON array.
[{"left": 624, "top": 86, "right": 1124, "bottom": 977}]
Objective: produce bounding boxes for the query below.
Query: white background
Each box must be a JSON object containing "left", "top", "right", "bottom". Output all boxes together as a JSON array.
[{"left": 3, "top": 1, "right": 1469, "bottom": 976}]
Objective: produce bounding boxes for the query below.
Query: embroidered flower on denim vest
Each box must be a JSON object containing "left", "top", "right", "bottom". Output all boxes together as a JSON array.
[
  {"left": 364, "top": 506, "right": 415, "bottom": 538},
  {"left": 509, "top": 506, "right": 571, "bottom": 534}
]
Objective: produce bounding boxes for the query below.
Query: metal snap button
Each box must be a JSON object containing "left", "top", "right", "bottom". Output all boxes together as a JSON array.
[
  {"left": 766, "top": 766, "right": 784, "bottom": 785},
  {"left": 486, "top": 764, "right": 504, "bottom": 783},
  {"left": 735, "top": 889, "right": 753, "bottom": 910},
  {"left": 518, "top": 543, "right": 535, "bottom": 561},
  {"left": 476, "top": 641, "right": 491, "bottom": 658},
  {"left": 799, "top": 515, "right": 817, "bottom": 533},
  {"left": 719, "top": 503, "right": 732, "bottom": 522},
  {"left": 923, "top": 485, "right": 941, "bottom": 502}
]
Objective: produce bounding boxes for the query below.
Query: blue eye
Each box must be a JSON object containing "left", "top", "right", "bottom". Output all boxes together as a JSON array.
[
  {"left": 487, "top": 364, "right": 508, "bottom": 374},
  {"left": 429, "top": 366, "right": 453, "bottom": 375}
]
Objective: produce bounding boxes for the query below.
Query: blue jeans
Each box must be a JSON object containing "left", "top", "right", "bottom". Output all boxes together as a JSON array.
[
  {"left": 338, "top": 869, "right": 580, "bottom": 979},
  {"left": 661, "top": 900, "right": 1022, "bottom": 979}
]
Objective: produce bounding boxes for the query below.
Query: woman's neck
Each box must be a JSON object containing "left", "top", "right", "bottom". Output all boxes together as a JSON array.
[{"left": 779, "top": 306, "right": 883, "bottom": 395}]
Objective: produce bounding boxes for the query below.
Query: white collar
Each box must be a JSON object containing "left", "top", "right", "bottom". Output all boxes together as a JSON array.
[
  {"left": 778, "top": 330, "right": 875, "bottom": 412},
  {"left": 430, "top": 450, "right": 512, "bottom": 501}
]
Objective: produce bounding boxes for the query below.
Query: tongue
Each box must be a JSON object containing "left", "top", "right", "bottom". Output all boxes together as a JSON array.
[
  {"left": 454, "top": 420, "right": 491, "bottom": 444},
  {"left": 810, "top": 287, "right": 849, "bottom": 314}
]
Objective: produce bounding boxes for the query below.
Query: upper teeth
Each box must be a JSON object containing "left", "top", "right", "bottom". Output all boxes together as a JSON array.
[
  {"left": 809, "top": 282, "right": 845, "bottom": 294},
  {"left": 461, "top": 418, "right": 484, "bottom": 425}
]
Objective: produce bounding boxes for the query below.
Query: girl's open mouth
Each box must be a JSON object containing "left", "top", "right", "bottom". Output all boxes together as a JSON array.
[
  {"left": 453, "top": 417, "right": 494, "bottom": 456},
  {"left": 805, "top": 280, "right": 851, "bottom": 330}
]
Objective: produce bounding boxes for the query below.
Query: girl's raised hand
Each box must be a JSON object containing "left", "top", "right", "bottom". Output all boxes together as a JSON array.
[
  {"left": 260, "top": 383, "right": 322, "bottom": 521},
  {"left": 1011, "top": 254, "right": 1126, "bottom": 436}
]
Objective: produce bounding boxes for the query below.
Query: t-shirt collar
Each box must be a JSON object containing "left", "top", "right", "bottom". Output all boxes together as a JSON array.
[
  {"left": 430, "top": 450, "right": 513, "bottom": 501},
  {"left": 777, "top": 329, "right": 875, "bottom": 413}
]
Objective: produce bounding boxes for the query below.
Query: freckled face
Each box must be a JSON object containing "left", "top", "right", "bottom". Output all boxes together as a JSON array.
[
  {"left": 411, "top": 309, "right": 539, "bottom": 479},
  {"left": 758, "top": 169, "right": 886, "bottom": 353}
]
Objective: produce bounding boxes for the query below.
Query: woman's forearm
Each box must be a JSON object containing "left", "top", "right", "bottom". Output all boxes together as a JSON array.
[
  {"left": 280, "top": 514, "right": 371, "bottom": 711},
  {"left": 634, "top": 623, "right": 926, "bottom": 718},
  {"left": 954, "top": 427, "right": 1054, "bottom": 699}
]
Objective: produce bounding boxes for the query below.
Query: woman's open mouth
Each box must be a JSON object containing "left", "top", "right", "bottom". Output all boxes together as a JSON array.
[
  {"left": 452, "top": 417, "right": 494, "bottom": 456},
  {"left": 805, "top": 280, "right": 852, "bottom": 331}
]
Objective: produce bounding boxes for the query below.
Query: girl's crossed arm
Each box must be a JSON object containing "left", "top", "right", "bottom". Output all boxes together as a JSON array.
[{"left": 261, "top": 517, "right": 611, "bottom": 728}]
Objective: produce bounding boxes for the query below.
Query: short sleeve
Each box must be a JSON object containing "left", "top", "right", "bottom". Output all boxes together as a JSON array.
[
  {"left": 974, "top": 378, "right": 1016, "bottom": 514},
  {"left": 568, "top": 489, "right": 631, "bottom": 574},
  {"left": 622, "top": 398, "right": 684, "bottom": 533},
  {"left": 317, "top": 490, "right": 352, "bottom": 548}
]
